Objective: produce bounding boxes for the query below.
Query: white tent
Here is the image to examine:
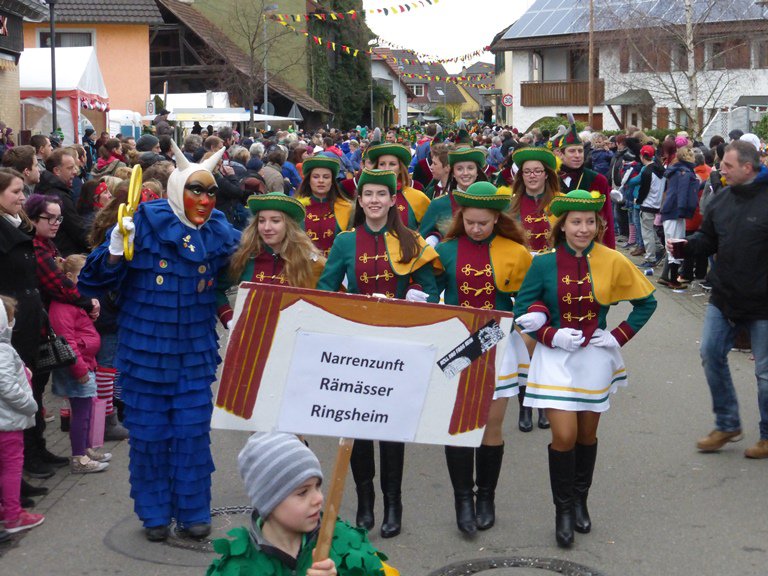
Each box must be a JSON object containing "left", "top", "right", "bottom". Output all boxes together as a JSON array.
[{"left": 19, "top": 46, "right": 109, "bottom": 145}]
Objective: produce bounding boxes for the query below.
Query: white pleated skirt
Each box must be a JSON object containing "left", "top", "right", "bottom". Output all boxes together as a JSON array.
[
  {"left": 522, "top": 343, "right": 627, "bottom": 412},
  {"left": 494, "top": 330, "right": 531, "bottom": 399}
]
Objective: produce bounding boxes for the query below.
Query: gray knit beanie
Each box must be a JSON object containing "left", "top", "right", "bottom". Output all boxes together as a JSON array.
[{"left": 238, "top": 432, "right": 323, "bottom": 518}]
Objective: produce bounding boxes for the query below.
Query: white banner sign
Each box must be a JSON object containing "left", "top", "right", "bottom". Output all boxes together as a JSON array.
[{"left": 277, "top": 331, "right": 436, "bottom": 442}]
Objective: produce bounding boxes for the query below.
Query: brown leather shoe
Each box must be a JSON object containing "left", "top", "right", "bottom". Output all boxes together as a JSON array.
[
  {"left": 696, "top": 429, "right": 743, "bottom": 452},
  {"left": 630, "top": 247, "right": 645, "bottom": 256},
  {"left": 744, "top": 439, "right": 768, "bottom": 459}
]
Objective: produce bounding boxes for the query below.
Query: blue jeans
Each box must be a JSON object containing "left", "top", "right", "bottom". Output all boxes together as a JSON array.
[{"left": 700, "top": 304, "right": 768, "bottom": 439}]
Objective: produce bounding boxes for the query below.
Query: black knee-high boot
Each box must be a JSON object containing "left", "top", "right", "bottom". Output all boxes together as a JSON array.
[
  {"left": 475, "top": 444, "right": 504, "bottom": 530},
  {"left": 445, "top": 446, "right": 476, "bottom": 535},
  {"left": 350, "top": 439, "right": 375, "bottom": 530},
  {"left": 574, "top": 441, "right": 597, "bottom": 534},
  {"left": 518, "top": 386, "right": 532, "bottom": 432},
  {"left": 379, "top": 441, "right": 404, "bottom": 538},
  {"left": 548, "top": 445, "right": 575, "bottom": 548}
]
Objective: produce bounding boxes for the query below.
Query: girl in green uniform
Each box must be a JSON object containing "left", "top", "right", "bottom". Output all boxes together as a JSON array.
[
  {"left": 317, "top": 169, "right": 440, "bottom": 539},
  {"left": 514, "top": 190, "right": 657, "bottom": 548},
  {"left": 435, "top": 181, "right": 533, "bottom": 535}
]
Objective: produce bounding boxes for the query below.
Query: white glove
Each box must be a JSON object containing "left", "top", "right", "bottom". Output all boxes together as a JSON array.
[
  {"left": 589, "top": 328, "right": 620, "bottom": 348},
  {"left": 515, "top": 311, "right": 547, "bottom": 333},
  {"left": 425, "top": 235, "right": 439, "bottom": 248},
  {"left": 405, "top": 288, "right": 429, "bottom": 303},
  {"left": 108, "top": 217, "right": 135, "bottom": 256},
  {"left": 226, "top": 319, "right": 234, "bottom": 330},
  {"left": 552, "top": 328, "right": 585, "bottom": 351}
]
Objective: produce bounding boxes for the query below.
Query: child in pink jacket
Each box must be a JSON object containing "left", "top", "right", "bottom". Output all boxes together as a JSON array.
[{"left": 49, "top": 255, "right": 110, "bottom": 474}]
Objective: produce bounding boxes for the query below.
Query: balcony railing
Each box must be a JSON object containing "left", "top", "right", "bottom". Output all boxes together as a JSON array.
[{"left": 520, "top": 80, "right": 605, "bottom": 107}]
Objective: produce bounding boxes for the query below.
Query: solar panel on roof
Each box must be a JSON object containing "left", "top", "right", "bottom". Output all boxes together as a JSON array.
[{"left": 502, "top": 0, "right": 762, "bottom": 41}]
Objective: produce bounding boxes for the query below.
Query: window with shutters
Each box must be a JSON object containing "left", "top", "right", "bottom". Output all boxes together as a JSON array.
[
  {"left": 710, "top": 42, "right": 726, "bottom": 70},
  {"left": 630, "top": 46, "right": 652, "bottom": 73},
  {"left": 756, "top": 40, "right": 768, "bottom": 69},
  {"left": 671, "top": 43, "right": 688, "bottom": 72}
]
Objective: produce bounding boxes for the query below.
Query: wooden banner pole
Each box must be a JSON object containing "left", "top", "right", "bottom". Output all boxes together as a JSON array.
[{"left": 314, "top": 437, "right": 354, "bottom": 560}]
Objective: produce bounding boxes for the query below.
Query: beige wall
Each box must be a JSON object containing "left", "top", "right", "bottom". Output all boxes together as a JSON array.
[
  {"left": 0, "top": 66, "right": 21, "bottom": 134},
  {"left": 23, "top": 23, "right": 151, "bottom": 113}
]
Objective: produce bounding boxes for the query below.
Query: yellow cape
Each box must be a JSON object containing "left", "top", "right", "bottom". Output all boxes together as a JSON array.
[
  {"left": 384, "top": 231, "right": 443, "bottom": 276},
  {"left": 587, "top": 242, "right": 655, "bottom": 305},
  {"left": 489, "top": 236, "right": 533, "bottom": 292},
  {"left": 298, "top": 196, "right": 353, "bottom": 232},
  {"left": 402, "top": 185, "right": 431, "bottom": 223}
]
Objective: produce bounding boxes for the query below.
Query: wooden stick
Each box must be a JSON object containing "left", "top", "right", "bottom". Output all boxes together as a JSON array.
[{"left": 314, "top": 437, "right": 354, "bottom": 561}]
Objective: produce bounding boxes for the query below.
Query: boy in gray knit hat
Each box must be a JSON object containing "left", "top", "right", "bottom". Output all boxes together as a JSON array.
[{"left": 206, "top": 433, "right": 397, "bottom": 576}]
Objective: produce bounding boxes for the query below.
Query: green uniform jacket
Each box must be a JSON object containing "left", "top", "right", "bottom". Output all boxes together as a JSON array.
[
  {"left": 436, "top": 234, "right": 531, "bottom": 312},
  {"left": 206, "top": 518, "right": 389, "bottom": 576},
  {"left": 317, "top": 225, "right": 440, "bottom": 301},
  {"left": 513, "top": 241, "right": 656, "bottom": 346},
  {"left": 419, "top": 193, "right": 456, "bottom": 240}
]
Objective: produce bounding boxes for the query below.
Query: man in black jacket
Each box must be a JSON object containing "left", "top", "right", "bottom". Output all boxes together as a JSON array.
[
  {"left": 35, "top": 149, "right": 89, "bottom": 256},
  {"left": 674, "top": 141, "right": 768, "bottom": 459}
]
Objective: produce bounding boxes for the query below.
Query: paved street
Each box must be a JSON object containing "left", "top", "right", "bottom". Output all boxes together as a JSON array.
[{"left": 2, "top": 278, "right": 766, "bottom": 576}]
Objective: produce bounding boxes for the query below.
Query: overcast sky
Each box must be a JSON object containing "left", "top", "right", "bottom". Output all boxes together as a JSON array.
[{"left": 363, "top": 0, "right": 536, "bottom": 73}]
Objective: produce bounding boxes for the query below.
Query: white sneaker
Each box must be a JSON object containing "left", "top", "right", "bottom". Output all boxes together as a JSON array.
[
  {"left": 86, "top": 448, "right": 112, "bottom": 462},
  {"left": 71, "top": 455, "right": 109, "bottom": 474}
]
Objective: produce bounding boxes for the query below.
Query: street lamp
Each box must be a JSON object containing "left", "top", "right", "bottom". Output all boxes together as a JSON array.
[
  {"left": 45, "top": 0, "right": 57, "bottom": 137},
  {"left": 263, "top": 4, "right": 278, "bottom": 126}
]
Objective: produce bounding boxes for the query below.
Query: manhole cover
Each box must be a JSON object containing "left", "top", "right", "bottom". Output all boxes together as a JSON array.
[
  {"left": 164, "top": 505, "right": 253, "bottom": 552},
  {"left": 426, "top": 557, "right": 606, "bottom": 576}
]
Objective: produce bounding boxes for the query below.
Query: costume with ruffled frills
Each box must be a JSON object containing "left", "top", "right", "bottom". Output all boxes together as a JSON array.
[
  {"left": 206, "top": 518, "right": 395, "bottom": 576},
  {"left": 79, "top": 200, "right": 240, "bottom": 528}
]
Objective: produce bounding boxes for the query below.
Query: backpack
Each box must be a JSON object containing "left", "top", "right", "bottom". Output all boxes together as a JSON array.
[{"left": 680, "top": 168, "right": 701, "bottom": 219}]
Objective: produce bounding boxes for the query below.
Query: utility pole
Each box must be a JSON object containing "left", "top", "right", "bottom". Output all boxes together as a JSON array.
[{"left": 588, "top": 0, "right": 594, "bottom": 127}]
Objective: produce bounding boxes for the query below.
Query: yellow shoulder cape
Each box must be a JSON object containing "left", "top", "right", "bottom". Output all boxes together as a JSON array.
[
  {"left": 489, "top": 236, "right": 533, "bottom": 292},
  {"left": 402, "top": 185, "right": 431, "bottom": 223},
  {"left": 587, "top": 242, "right": 655, "bottom": 305},
  {"left": 384, "top": 231, "right": 443, "bottom": 276},
  {"left": 298, "top": 196, "right": 354, "bottom": 232},
  {"left": 333, "top": 197, "right": 354, "bottom": 232}
]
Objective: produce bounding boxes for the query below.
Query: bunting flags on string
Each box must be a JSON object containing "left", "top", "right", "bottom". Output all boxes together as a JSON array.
[
  {"left": 374, "top": 37, "right": 490, "bottom": 64},
  {"left": 271, "top": 10, "right": 358, "bottom": 22},
  {"left": 305, "top": 0, "right": 440, "bottom": 16}
]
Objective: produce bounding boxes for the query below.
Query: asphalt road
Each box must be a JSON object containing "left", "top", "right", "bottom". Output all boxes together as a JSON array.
[{"left": 3, "top": 277, "right": 766, "bottom": 576}]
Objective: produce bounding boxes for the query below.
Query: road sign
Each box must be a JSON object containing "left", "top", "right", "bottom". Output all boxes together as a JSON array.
[
  {"left": 502, "top": 94, "right": 514, "bottom": 107},
  {"left": 145, "top": 100, "right": 155, "bottom": 115}
]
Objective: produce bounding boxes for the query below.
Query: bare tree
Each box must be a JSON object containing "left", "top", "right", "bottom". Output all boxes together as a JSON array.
[
  {"left": 597, "top": 0, "right": 754, "bottom": 134},
  {"left": 197, "top": 0, "right": 306, "bottom": 131}
]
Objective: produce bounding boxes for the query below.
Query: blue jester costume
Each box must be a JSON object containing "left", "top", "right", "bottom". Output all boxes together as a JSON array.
[{"left": 78, "top": 146, "right": 240, "bottom": 536}]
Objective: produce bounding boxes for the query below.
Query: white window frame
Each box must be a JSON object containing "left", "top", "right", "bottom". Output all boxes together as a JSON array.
[
  {"left": 36, "top": 27, "right": 96, "bottom": 48},
  {"left": 408, "top": 84, "right": 425, "bottom": 97}
]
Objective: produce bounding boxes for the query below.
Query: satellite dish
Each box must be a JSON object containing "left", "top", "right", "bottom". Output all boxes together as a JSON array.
[{"left": 262, "top": 102, "right": 275, "bottom": 115}]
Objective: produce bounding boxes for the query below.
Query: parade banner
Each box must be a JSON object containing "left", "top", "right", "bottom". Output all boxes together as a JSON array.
[{"left": 212, "top": 283, "right": 515, "bottom": 447}]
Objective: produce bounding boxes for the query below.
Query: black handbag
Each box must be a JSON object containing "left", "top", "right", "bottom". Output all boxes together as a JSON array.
[{"left": 34, "top": 311, "right": 77, "bottom": 373}]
